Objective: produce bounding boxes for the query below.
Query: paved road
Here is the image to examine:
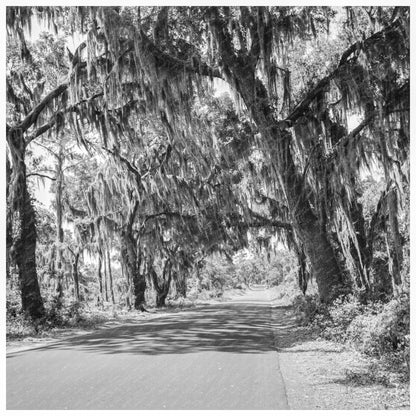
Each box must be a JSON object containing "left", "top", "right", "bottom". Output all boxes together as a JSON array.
[{"left": 7, "top": 290, "right": 288, "bottom": 410}]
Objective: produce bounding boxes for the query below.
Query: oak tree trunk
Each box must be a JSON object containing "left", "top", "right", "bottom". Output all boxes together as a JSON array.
[
  {"left": 151, "top": 260, "right": 172, "bottom": 307},
  {"left": 97, "top": 254, "right": 103, "bottom": 306},
  {"left": 120, "top": 229, "right": 146, "bottom": 310},
  {"left": 55, "top": 149, "right": 64, "bottom": 304},
  {"left": 175, "top": 274, "right": 187, "bottom": 298},
  {"left": 277, "top": 132, "right": 346, "bottom": 302},
  {"left": 72, "top": 250, "right": 80, "bottom": 301},
  {"left": 236, "top": 72, "right": 347, "bottom": 303},
  {"left": 106, "top": 247, "right": 115, "bottom": 304},
  {"left": 103, "top": 248, "right": 109, "bottom": 302},
  {"left": 7, "top": 130, "right": 44, "bottom": 320}
]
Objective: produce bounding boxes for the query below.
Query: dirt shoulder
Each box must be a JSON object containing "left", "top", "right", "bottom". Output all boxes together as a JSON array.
[{"left": 270, "top": 304, "right": 410, "bottom": 410}]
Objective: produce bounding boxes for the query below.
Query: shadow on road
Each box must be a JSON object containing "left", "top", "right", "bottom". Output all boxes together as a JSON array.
[
  {"left": 11, "top": 303, "right": 279, "bottom": 356},
  {"left": 270, "top": 307, "right": 319, "bottom": 350}
]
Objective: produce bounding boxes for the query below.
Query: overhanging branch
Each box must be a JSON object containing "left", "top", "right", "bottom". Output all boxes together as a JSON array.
[{"left": 283, "top": 20, "right": 406, "bottom": 128}]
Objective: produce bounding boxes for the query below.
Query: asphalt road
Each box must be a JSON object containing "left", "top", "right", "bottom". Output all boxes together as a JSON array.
[{"left": 7, "top": 289, "right": 289, "bottom": 410}]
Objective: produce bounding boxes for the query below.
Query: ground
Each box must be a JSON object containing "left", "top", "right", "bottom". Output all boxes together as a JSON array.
[
  {"left": 6, "top": 288, "right": 410, "bottom": 410},
  {"left": 270, "top": 305, "right": 410, "bottom": 410}
]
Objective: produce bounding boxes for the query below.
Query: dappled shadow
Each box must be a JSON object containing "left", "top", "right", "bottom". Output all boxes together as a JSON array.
[
  {"left": 10, "top": 303, "right": 277, "bottom": 356},
  {"left": 270, "top": 306, "right": 318, "bottom": 350}
]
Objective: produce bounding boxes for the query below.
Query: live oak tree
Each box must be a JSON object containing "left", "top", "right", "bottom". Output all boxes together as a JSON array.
[
  {"left": 79, "top": 6, "right": 408, "bottom": 302},
  {"left": 6, "top": 25, "right": 69, "bottom": 319},
  {"left": 6, "top": 6, "right": 409, "bottom": 318}
]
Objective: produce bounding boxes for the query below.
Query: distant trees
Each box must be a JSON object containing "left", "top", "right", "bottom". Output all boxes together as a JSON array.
[{"left": 197, "top": 249, "right": 298, "bottom": 294}]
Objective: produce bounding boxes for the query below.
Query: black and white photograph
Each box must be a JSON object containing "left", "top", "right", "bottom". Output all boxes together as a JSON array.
[{"left": 4, "top": 4, "right": 412, "bottom": 410}]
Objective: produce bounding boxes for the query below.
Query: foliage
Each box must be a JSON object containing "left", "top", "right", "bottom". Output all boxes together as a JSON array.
[
  {"left": 5, "top": 5, "right": 410, "bottom": 338},
  {"left": 196, "top": 248, "right": 298, "bottom": 295},
  {"left": 293, "top": 290, "right": 410, "bottom": 379},
  {"left": 346, "top": 294, "right": 409, "bottom": 362}
]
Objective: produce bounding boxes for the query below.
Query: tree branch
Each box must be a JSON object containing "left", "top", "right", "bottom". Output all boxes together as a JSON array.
[
  {"left": 138, "top": 28, "right": 223, "bottom": 80},
  {"left": 27, "top": 172, "right": 56, "bottom": 181},
  {"left": 26, "top": 91, "right": 105, "bottom": 145},
  {"left": 142, "top": 210, "right": 292, "bottom": 231},
  {"left": 16, "top": 83, "right": 68, "bottom": 134},
  {"left": 283, "top": 20, "right": 405, "bottom": 128}
]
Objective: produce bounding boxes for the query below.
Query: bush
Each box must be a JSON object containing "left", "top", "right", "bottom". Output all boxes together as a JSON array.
[
  {"left": 300, "top": 291, "right": 410, "bottom": 378},
  {"left": 292, "top": 294, "right": 323, "bottom": 325},
  {"left": 6, "top": 286, "right": 22, "bottom": 320},
  {"left": 347, "top": 294, "right": 410, "bottom": 361},
  {"left": 319, "top": 294, "right": 364, "bottom": 342},
  {"left": 6, "top": 314, "right": 39, "bottom": 339}
]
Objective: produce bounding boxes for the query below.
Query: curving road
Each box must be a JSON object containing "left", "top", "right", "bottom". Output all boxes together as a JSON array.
[{"left": 7, "top": 289, "right": 288, "bottom": 410}]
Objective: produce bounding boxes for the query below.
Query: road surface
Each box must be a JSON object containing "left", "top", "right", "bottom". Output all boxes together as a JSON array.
[{"left": 7, "top": 289, "right": 288, "bottom": 410}]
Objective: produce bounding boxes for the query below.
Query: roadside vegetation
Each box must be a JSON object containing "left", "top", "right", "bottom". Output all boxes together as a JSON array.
[
  {"left": 6, "top": 6, "right": 409, "bottom": 406},
  {"left": 6, "top": 247, "right": 296, "bottom": 338}
]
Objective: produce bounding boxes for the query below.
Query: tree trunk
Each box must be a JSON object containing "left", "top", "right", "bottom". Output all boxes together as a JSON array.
[
  {"left": 278, "top": 131, "right": 346, "bottom": 302},
  {"left": 151, "top": 260, "right": 173, "bottom": 307},
  {"left": 387, "top": 188, "right": 402, "bottom": 286},
  {"left": 7, "top": 130, "right": 44, "bottom": 320},
  {"left": 55, "top": 149, "right": 64, "bottom": 304},
  {"left": 72, "top": 250, "right": 80, "bottom": 302},
  {"left": 17, "top": 186, "right": 45, "bottom": 319},
  {"left": 121, "top": 262, "right": 132, "bottom": 309},
  {"left": 349, "top": 199, "right": 371, "bottom": 292},
  {"left": 156, "top": 291, "right": 168, "bottom": 307},
  {"left": 97, "top": 253, "right": 103, "bottom": 306},
  {"left": 207, "top": 15, "right": 348, "bottom": 303},
  {"left": 237, "top": 73, "right": 346, "bottom": 303},
  {"left": 176, "top": 273, "right": 187, "bottom": 298},
  {"left": 106, "top": 247, "right": 115, "bottom": 304},
  {"left": 6, "top": 154, "right": 13, "bottom": 282},
  {"left": 120, "top": 229, "right": 146, "bottom": 310},
  {"left": 103, "top": 248, "right": 109, "bottom": 302}
]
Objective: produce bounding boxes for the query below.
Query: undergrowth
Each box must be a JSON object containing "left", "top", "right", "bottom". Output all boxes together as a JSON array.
[
  {"left": 7, "top": 288, "right": 119, "bottom": 340},
  {"left": 292, "top": 291, "right": 410, "bottom": 381}
]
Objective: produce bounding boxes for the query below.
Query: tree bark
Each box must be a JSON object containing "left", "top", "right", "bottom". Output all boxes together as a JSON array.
[
  {"left": 120, "top": 229, "right": 146, "bottom": 310},
  {"left": 71, "top": 250, "right": 80, "bottom": 302},
  {"left": 97, "top": 253, "right": 103, "bottom": 306},
  {"left": 103, "top": 247, "right": 109, "bottom": 302},
  {"left": 230, "top": 61, "right": 346, "bottom": 302},
  {"left": 205, "top": 11, "right": 347, "bottom": 302},
  {"left": 6, "top": 154, "right": 13, "bottom": 282},
  {"left": 175, "top": 273, "right": 187, "bottom": 298},
  {"left": 276, "top": 132, "right": 346, "bottom": 302},
  {"left": 106, "top": 247, "right": 115, "bottom": 304},
  {"left": 7, "top": 129, "right": 44, "bottom": 319},
  {"left": 387, "top": 188, "right": 402, "bottom": 286},
  {"left": 54, "top": 147, "right": 64, "bottom": 304},
  {"left": 121, "top": 262, "right": 132, "bottom": 309},
  {"left": 242, "top": 81, "right": 346, "bottom": 302},
  {"left": 151, "top": 260, "right": 172, "bottom": 307}
]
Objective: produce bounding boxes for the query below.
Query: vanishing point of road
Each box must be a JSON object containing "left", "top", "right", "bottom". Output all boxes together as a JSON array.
[{"left": 7, "top": 288, "right": 289, "bottom": 410}]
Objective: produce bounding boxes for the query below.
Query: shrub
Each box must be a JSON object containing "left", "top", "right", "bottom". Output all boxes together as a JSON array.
[
  {"left": 301, "top": 291, "right": 410, "bottom": 378},
  {"left": 319, "top": 294, "right": 364, "bottom": 342},
  {"left": 292, "top": 294, "right": 323, "bottom": 325},
  {"left": 6, "top": 314, "right": 39, "bottom": 339},
  {"left": 347, "top": 293, "right": 410, "bottom": 362}
]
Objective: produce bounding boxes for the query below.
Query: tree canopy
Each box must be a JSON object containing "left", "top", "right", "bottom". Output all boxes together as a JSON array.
[{"left": 6, "top": 6, "right": 409, "bottom": 320}]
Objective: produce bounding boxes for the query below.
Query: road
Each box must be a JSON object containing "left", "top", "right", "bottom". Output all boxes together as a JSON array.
[{"left": 7, "top": 289, "right": 289, "bottom": 410}]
